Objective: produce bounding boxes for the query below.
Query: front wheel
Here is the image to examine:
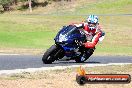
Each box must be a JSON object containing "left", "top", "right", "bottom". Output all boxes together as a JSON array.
[{"left": 42, "top": 45, "right": 62, "bottom": 64}]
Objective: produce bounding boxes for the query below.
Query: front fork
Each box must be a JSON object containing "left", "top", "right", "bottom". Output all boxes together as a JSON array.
[{"left": 54, "top": 45, "right": 65, "bottom": 60}]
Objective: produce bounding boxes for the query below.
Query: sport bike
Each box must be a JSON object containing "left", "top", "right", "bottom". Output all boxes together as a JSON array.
[{"left": 42, "top": 25, "right": 95, "bottom": 64}]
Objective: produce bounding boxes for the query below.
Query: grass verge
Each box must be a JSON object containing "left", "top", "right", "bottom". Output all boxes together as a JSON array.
[{"left": 0, "top": 0, "right": 132, "bottom": 55}]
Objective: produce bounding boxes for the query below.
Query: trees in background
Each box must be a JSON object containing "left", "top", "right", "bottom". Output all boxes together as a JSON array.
[
  {"left": 0, "top": 0, "right": 18, "bottom": 6},
  {"left": 0, "top": 0, "right": 11, "bottom": 5},
  {"left": 0, "top": 0, "right": 32, "bottom": 12},
  {"left": 0, "top": 0, "right": 11, "bottom": 11},
  {"left": 0, "top": 0, "right": 72, "bottom": 13},
  {"left": 28, "top": 0, "right": 32, "bottom": 12}
]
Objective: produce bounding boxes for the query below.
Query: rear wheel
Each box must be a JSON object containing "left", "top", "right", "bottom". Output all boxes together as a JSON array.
[
  {"left": 75, "top": 48, "right": 95, "bottom": 63},
  {"left": 42, "top": 45, "right": 62, "bottom": 64},
  {"left": 75, "top": 56, "right": 85, "bottom": 63}
]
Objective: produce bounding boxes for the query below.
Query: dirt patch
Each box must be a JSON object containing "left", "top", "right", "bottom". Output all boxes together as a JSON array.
[
  {"left": 0, "top": 65, "right": 132, "bottom": 88},
  {"left": 0, "top": 72, "right": 131, "bottom": 88}
]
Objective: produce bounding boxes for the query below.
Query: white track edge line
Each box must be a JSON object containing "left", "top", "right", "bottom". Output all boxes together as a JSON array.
[{"left": 0, "top": 63, "right": 132, "bottom": 75}]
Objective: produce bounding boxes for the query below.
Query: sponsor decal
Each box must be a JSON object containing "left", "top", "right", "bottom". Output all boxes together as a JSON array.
[{"left": 76, "top": 66, "right": 131, "bottom": 85}]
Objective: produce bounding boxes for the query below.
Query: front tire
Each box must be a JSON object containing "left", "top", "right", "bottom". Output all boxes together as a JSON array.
[{"left": 42, "top": 45, "right": 59, "bottom": 64}]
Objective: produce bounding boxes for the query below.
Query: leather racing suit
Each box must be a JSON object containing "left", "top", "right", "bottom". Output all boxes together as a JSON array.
[{"left": 72, "top": 22, "right": 105, "bottom": 48}]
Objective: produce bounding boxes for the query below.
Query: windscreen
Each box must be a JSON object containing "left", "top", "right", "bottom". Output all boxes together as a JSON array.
[{"left": 59, "top": 25, "right": 80, "bottom": 37}]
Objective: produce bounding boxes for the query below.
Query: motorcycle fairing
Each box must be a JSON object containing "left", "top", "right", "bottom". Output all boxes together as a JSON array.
[{"left": 54, "top": 25, "right": 86, "bottom": 57}]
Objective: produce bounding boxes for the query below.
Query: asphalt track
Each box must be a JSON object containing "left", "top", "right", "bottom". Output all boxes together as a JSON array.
[{"left": 0, "top": 55, "right": 132, "bottom": 70}]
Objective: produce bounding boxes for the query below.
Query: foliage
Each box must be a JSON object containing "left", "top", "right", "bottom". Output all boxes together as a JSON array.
[{"left": 0, "top": 0, "right": 11, "bottom": 5}]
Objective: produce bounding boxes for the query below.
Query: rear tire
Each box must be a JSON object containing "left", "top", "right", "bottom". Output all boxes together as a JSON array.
[
  {"left": 75, "top": 48, "right": 94, "bottom": 63},
  {"left": 42, "top": 45, "right": 59, "bottom": 64},
  {"left": 75, "top": 57, "right": 85, "bottom": 63}
]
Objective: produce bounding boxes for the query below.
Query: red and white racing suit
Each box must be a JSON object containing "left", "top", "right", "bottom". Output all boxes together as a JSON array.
[{"left": 72, "top": 22, "right": 105, "bottom": 48}]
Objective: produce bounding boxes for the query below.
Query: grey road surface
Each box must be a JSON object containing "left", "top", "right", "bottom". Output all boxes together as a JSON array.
[{"left": 0, "top": 55, "right": 132, "bottom": 70}]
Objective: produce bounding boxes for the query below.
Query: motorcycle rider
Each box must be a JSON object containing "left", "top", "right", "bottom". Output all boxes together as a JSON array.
[
  {"left": 72, "top": 15, "right": 105, "bottom": 61},
  {"left": 73, "top": 15, "right": 105, "bottom": 48}
]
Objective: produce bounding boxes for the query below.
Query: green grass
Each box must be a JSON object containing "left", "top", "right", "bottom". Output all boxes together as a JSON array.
[
  {"left": 0, "top": 0, "right": 132, "bottom": 55},
  {"left": 75, "top": 0, "right": 132, "bottom": 14},
  {"left": 0, "top": 31, "right": 55, "bottom": 49}
]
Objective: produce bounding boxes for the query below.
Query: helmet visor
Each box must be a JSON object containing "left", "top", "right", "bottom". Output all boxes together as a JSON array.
[{"left": 88, "top": 22, "right": 97, "bottom": 27}]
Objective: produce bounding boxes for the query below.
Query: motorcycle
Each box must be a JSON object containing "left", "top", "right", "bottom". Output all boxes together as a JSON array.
[{"left": 42, "top": 25, "right": 95, "bottom": 64}]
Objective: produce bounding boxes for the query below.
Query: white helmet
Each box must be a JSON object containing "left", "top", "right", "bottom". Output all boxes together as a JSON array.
[{"left": 87, "top": 15, "right": 99, "bottom": 30}]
